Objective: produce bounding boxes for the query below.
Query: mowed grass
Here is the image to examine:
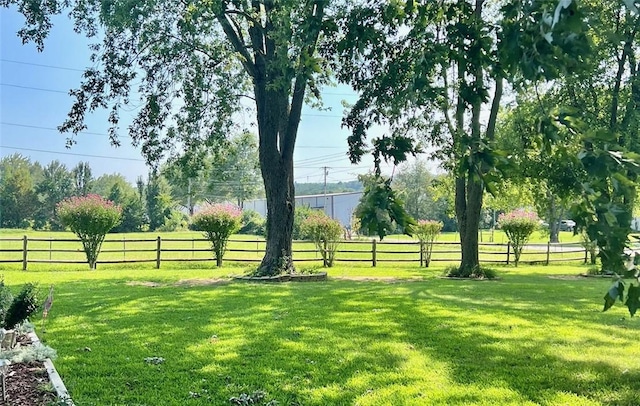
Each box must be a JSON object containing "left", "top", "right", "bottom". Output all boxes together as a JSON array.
[{"left": 0, "top": 262, "right": 638, "bottom": 405}]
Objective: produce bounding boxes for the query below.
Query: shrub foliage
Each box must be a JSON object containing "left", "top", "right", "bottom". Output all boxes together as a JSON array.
[
  {"left": 58, "top": 194, "right": 122, "bottom": 269},
  {"left": 300, "top": 210, "right": 343, "bottom": 267},
  {"left": 415, "top": 220, "right": 443, "bottom": 267},
  {"left": 499, "top": 209, "right": 538, "bottom": 267},
  {"left": 192, "top": 203, "right": 242, "bottom": 266},
  {"left": 3, "top": 283, "right": 39, "bottom": 330}
]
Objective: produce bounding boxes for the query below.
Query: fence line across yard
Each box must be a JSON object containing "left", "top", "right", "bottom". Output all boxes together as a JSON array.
[{"left": 0, "top": 235, "right": 590, "bottom": 270}]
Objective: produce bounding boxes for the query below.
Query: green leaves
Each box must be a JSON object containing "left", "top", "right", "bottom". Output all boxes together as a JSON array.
[
  {"left": 626, "top": 284, "right": 640, "bottom": 317},
  {"left": 603, "top": 280, "right": 624, "bottom": 312},
  {"left": 355, "top": 174, "right": 416, "bottom": 240}
]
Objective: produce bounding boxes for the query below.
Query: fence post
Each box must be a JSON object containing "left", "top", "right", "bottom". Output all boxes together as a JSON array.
[
  {"left": 546, "top": 241, "right": 551, "bottom": 266},
  {"left": 22, "top": 235, "right": 28, "bottom": 271},
  {"left": 156, "top": 236, "right": 162, "bottom": 269},
  {"left": 419, "top": 241, "right": 424, "bottom": 267},
  {"left": 323, "top": 240, "right": 328, "bottom": 267},
  {"left": 506, "top": 242, "right": 511, "bottom": 265},
  {"left": 584, "top": 247, "right": 588, "bottom": 264},
  {"left": 372, "top": 239, "right": 377, "bottom": 267}
]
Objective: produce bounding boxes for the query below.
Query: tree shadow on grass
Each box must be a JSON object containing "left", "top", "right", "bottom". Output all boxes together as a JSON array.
[{"left": 38, "top": 277, "right": 640, "bottom": 405}]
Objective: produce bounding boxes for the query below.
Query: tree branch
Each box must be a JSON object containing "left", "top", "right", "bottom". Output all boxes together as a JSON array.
[{"left": 216, "top": 13, "right": 256, "bottom": 77}]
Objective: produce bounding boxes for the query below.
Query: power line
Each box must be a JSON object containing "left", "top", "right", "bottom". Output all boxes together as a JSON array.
[
  {"left": 0, "top": 58, "right": 85, "bottom": 72},
  {"left": 0, "top": 122, "right": 129, "bottom": 138},
  {"left": 2, "top": 122, "right": 347, "bottom": 149},
  {"left": 0, "top": 145, "right": 145, "bottom": 162},
  {"left": 0, "top": 59, "right": 356, "bottom": 98},
  {"left": 0, "top": 83, "right": 349, "bottom": 118},
  {"left": 0, "top": 83, "right": 69, "bottom": 94}
]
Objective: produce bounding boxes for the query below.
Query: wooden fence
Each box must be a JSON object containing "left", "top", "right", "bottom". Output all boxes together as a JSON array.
[{"left": 0, "top": 236, "right": 589, "bottom": 270}]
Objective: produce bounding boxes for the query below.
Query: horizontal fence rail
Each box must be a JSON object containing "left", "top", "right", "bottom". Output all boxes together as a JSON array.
[{"left": 0, "top": 235, "right": 596, "bottom": 270}]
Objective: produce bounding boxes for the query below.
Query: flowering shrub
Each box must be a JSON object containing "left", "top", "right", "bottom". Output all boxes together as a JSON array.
[
  {"left": 300, "top": 211, "right": 343, "bottom": 267},
  {"left": 57, "top": 194, "right": 122, "bottom": 269},
  {"left": 499, "top": 209, "right": 539, "bottom": 267},
  {"left": 414, "top": 220, "right": 443, "bottom": 267},
  {"left": 192, "top": 203, "right": 242, "bottom": 266}
]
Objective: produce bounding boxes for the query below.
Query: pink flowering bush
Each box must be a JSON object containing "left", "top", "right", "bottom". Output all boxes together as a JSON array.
[
  {"left": 415, "top": 220, "right": 443, "bottom": 267},
  {"left": 300, "top": 210, "right": 343, "bottom": 267},
  {"left": 57, "top": 194, "right": 122, "bottom": 269},
  {"left": 498, "top": 209, "right": 539, "bottom": 267},
  {"left": 192, "top": 203, "right": 242, "bottom": 266}
]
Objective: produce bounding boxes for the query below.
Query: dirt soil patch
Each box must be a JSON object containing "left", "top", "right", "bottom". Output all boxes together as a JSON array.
[
  {"left": 1, "top": 334, "right": 58, "bottom": 406},
  {"left": 331, "top": 276, "right": 425, "bottom": 283}
]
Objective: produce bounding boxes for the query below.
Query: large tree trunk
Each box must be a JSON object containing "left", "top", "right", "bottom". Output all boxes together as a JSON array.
[
  {"left": 456, "top": 172, "right": 484, "bottom": 275},
  {"left": 257, "top": 149, "right": 295, "bottom": 276}
]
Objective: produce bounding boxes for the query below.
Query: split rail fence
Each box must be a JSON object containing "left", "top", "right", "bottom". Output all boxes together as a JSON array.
[{"left": 0, "top": 236, "right": 589, "bottom": 270}]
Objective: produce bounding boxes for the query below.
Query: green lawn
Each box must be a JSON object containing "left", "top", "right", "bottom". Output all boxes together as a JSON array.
[{"left": 1, "top": 263, "right": 639, "bottom": 405}]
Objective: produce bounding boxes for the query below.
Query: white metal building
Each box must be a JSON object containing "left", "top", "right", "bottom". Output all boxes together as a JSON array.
[{"left": 243, "top": 191, "right": 362, "bottom": 227}]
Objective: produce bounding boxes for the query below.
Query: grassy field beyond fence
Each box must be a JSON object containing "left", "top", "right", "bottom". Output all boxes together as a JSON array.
[{"left": 0, "top": 230, "right": 588, "bottom": 270}]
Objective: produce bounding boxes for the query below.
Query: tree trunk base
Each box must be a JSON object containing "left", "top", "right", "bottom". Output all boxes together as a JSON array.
[{"left": 254, "top": 255, "right": 295, "bottom": 277}]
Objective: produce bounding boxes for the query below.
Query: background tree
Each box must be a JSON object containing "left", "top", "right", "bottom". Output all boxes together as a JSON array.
[
  {"left": 71, "top": 161, "right": 93, "bottom": 196},
  {"left": 392, "top": 160, "right": 438, "bottom": 222},
  {"left": 108, "top": 182, "right": 147, "bottom": 233},
  {"left": 0, "top": 154, "right": 38, "bottom": 228},
  {"left": 4, "top": 0, "right": 332, "bottom": 277},
  {"left": 211, "top": 132, "right": 262, "bottom": 208},
  {"left": 35, "top": 160, "right": 74, "bottom": 230},
  {"left": 333, "top": 0, "right": 587, "bottom": 276},
  {"left": 145, "top": 172, "right": 174, "bottom": 232}
]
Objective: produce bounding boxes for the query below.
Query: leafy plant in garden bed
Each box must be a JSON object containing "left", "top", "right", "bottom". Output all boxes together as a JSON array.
[{"left": 57, "top": 194, "right": 122, "bottom": 269}]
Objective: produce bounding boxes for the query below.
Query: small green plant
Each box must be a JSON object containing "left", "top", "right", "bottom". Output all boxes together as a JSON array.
[
  {"left": 446, "top": 265, "right": 497, "bottom": 279},
  {"left": 3, "top": 283, "right": 39, "bottom": 330},
  {"left": 499, "top": 209, "right": 539, "bottom": 267},
  {"left": 57, "top": 194, "right": 122, "bottom": 269},
  {"left": 1, "top": 342, "right": 57, "bottom": 363},
  {"left": 414, "top": 220, "right": 443, "bottom": 267},
  {"left": 229, "top": 390, "right": 278, "bottom": 406},
  {"left": 192, "top": 203, "right": 242, "bottom": 267},
  {"left": 300, "top": 210, "right": 343, "bottom": 267}
]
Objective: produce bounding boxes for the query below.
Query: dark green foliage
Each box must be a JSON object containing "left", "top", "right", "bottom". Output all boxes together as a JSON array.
[
  {"left": 355, "top": 174, "right": 415, "bottom": 240},
  {"left": 293, "top": 205, "right": 316, "bottom": 240},
  {"left": 112, "top": 196, "right": 147, "bottom": 233},
  {"left": 625, "top": 284, "right": 640, "bottom": 317},
  {"left": 0, "top": 280, "right": 13, "bottom": 327},
  {"left": 603, "top": 280, "right": 625, "bottom": 312},
  {"left": 146, "top": 173, "right": 174, "bottom": 232},
  {"left": 239, "top": 210, "right": 265, "bottom": 236},
  {"left": 446, "top": 265, "right": 497, "bottom": 280},
  {"left": 3, "top": 283, "right": 39, "bottom": 330},
  {"left": 0, "top": 154, "right": 39, "bottom": 228}
]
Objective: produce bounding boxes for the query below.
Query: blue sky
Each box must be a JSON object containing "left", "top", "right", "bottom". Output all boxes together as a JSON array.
[{"left": 0, "top": 7, "right": 414, "bottom": 185}]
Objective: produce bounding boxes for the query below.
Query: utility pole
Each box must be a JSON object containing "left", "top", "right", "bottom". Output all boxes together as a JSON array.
[
  {"left": 187, "top": 178, "right": 193, "bottom": 216},
  {"left": 322, "top": 166, "right": 330, "bottom": 216}
]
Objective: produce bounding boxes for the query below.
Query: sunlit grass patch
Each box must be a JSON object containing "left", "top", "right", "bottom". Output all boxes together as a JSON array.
[{"left": 0, "top": 262, "right": 638, "bottom": 405}]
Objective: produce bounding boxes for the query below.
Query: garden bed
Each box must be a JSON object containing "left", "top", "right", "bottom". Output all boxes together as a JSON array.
[{"left": 0, "top": 331, "right": 73, "bottom": 406}]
